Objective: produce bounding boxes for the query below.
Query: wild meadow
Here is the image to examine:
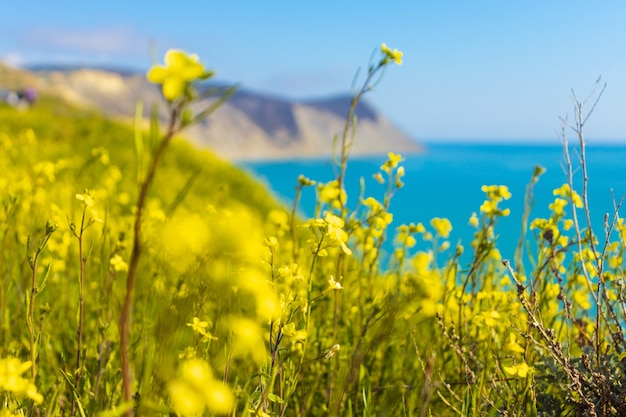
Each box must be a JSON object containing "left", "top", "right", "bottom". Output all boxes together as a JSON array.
[{"left": 1, "top": 45, "right": 626, "bottom": 416}]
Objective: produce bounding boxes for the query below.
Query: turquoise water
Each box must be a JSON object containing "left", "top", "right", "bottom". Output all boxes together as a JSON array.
[{"left": 240, "top": 143, "right": 626, "bottom": 262}]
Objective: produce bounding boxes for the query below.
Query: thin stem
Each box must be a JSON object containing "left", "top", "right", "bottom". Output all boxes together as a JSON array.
[
  {"left": 120, "top": 106, "right": 179, "bottom": 414},
  {"left": 69, "top": 207, "right": 87, "bottom": 417},
  {"left": 336, "top": 63, "right": 383, "bottom": 209},
  {"left": 26, "top": 224, "right": 55, "bottom": 381},
  {"left": 291, "top": 184, "right": 302, "bottom": 263},
  {"left": 28, "top": 256, "right": 37, "bottom": 380}
]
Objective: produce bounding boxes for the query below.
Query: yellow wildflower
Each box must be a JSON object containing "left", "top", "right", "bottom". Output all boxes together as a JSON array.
[
  {"left": 381, "top": 43, "right": 403, "bottom": 65},
  {"left": 0, "top": 357, "right": 43, "bottom": 404},
  {"left": 380, "top": 152, "right": 403, "bottom": 173},
  {"left": 481, "top": 310, "right": 501, "bottom": 327},
  {"left": 109, "top": 254, "right": 128, "bottom": 272},
  {"left": 481, "top": 184, "right": 512, "bottom": 200},
  {"left": 553, "top": 183, "right": 583, "bottom": 208},
  {"left": 430, "top": 217, "right": 452, "bottom": 238},
  {"left": 328, "top": 275, "right": 343, "bottom": 290},
  {"left": 469, "top": 212, "right": 479, "bottom": 227},
  {"left": 503, "top": 361, "right": 532, "bottom": 378},
  {"left": 504, "top": 333, "right": 525, "bottom": 354},
  {"left": 147, "top": 49, "right": 214, "bottom": 101},
  {"left": 325, "top": 212, "right": 352, "bottom": 255},
  {"left": 549, "top": 198, "right": 568, "bottom": 216},
  {"left": 480, "top": 199, "right": 497, "bottom": 215},
  {"left": 75, "top": 190, "right": 94, "bottom": 207},
  {"left": 168, "top": 359, "right": 234, "bottom": 416}
]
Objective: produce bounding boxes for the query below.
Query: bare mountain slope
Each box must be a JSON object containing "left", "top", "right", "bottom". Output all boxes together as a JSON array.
[{"left": 7, "top": 64, "right": 422, "bottom": 160}]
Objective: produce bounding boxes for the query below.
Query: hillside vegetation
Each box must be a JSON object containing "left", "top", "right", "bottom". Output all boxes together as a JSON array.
[{"left": 1, "top": 47, "right": 626, "bottom": 417}]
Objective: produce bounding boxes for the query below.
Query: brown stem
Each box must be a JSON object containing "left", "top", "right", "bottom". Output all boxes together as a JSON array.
[{"left": 120, "top": 107, "right": 178, "bottom": 415}]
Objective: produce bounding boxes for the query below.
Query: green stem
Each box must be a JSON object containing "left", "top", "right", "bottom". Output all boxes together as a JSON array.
[
  {"left": 71, "top": 207, "right": 87, "bottom": 417},
  {"left": 336, "top": 63, "right": 383, "bottom": 210}
]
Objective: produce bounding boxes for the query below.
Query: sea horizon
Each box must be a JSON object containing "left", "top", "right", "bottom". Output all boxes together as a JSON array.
[{"left": 240, "top": 141, "right": 626, "bottom": 266}]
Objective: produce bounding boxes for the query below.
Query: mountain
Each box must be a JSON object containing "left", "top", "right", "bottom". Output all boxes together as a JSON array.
[{"left": 2, "top": 63, "right": 422, "bottom": 160}]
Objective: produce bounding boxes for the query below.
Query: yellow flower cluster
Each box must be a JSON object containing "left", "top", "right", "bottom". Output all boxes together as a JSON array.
[
  {"left": 381, "top": 43, "right": 403, "bottom": 65},
  {"left": 503, "top": 361, "right": 532, "bottom": 378},
  {"left": 317, "top": 180, "right": 347, "bottom": 209},
  {"left": 479, "top": 185, "right": 512, "bottom": 216},
  {"left": 187, "top": 317, "right": 218, "bottom": 343},
  {"left": 0, "top": 357, "right": 43, "bottom": 404},
  {"left": 168, "top": 359, "right": 234, "bottom": 416},
  {"left": 324, "top": 212, "right": 352, "bottom": 255},
  {"left": 430, "top": 217, "right": 452, "bottom": 239},
  {"left": 553, "top": 183, "right": 583, "bottom": 208}
]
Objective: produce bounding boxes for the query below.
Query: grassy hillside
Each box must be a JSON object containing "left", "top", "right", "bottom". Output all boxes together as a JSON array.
[
  {"left": 0, "top": 93, "right": 288, "bottom": 414},
  {"left": 0, "top": 95, "right": 279, "bottom": 216}
]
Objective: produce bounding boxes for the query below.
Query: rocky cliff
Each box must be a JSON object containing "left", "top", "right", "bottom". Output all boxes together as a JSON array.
[{"left": 2, "top": 63, "right": 422, "bottom": 160}]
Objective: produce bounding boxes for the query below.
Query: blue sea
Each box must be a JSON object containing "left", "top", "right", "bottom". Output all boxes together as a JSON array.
[{"left": 240, "top": 142, "right": 626, "bottom": 263}]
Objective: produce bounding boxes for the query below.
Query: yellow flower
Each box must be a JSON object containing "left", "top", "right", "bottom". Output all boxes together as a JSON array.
[
  {"left": 469, "top": 212, "right": 479, "bottom": 228},
  {"left": 317, "top": 180, "right": 347, "bottom": 207},
  {"left": 553, "top": 183, "right": 583, "bottom": 208},
  {"left": 480, "top": 199, "right": 498, "bottom": 215},
  {"left": 282, "top": 323, "right": 307, "bottom": 341},
  {"left": 529, "top": 218, "right": 548, "bottom": 230},
  {"left": 381, "top": 43, "right": 403, "bottom": 65},
  {"left": 380, "top": 152, "right": 403, "bottom": 173},
  {"left": 481, "top": 310, "right": 501, "bottom": 327},
  {"left": 504, "top": 333, "right": 525, "bottom": 354},
  {"left": 109, "top": 254, "right": 128, "bottom": 272},
  {"left": 187, "top": 317, "right": 209, "bottom": 333},
  {"left": 263, "top": 236, "right": 279, "bottom": 249},
  {"left": 563, "top": 219, "right": 574, "bottom": 230},
  {"left": 147, "top": 50, "right": 214, "bottom": 101},
  {"left": 230, "top": 317, "right": 266, "bottom": 364},
  {"left": 430, "top": 217, "right": 452, "bottom": 238},
  {"left": 168, "top": 359, "right": 234, "bottom": 416},
  {"left": 503, "top": 361, "right": 532, "bottom": 378},
  {"left": 328, "top": 275, "right": 343, "bottom": 290},
  {"left": 75, "top": 190, "right": 94, "bottom": 207},
  {"left": 413, "top": 251, "right": 432, "bottom": 274},
  {"left": 324, "top": 212, "right": 352, "bottom": 255},
  {"left": 549, "top": 198, "right": 568, "bottom": 216},
  {"left": 481, "top": 184, "right": 512, "bottom": 200},
  {"left": 396, "top": 232, "right": 416, "bottom": 248},
  {"left": 573, "top": 290, "right": 591, "bottom": 310},
  {"left": 0, "top": 357, "right": 43, "bottom": 404}
]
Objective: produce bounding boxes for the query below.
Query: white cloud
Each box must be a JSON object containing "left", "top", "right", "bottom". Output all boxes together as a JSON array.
[
  {"left": 1, "top": 52, "right": 25, "bottom": 67},
  {"left": 256, "top": 68, "right": 348, "bottom": 99},
  {"left": 20, "top": 25, "right": 149, "bottom": 56}
]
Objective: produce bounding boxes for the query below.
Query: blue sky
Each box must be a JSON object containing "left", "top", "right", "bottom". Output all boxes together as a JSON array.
[{"left": 2, "top": 1, "right": 626, "bottom": 142}]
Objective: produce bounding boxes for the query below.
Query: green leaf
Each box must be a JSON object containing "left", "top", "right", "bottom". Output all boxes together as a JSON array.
[
  {"left": 134, "top": 100, "right": 144, "bottom": 183},
  {"left": 267, "top": 393, "right": 285, "bottom": 404},
  {"left": 59, "top": 369, "right": 87, "bottom": 417}
]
